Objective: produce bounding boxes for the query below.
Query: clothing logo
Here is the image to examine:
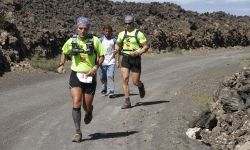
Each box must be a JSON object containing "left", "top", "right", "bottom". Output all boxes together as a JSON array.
[
  {"left": 80, "top": 55, "right": 86, "bottom": 62},
  {"left": 125, "top": 37, "right": 132, "bottom": 48},
  {"left": 106, "top": 45, "right": 113, "bottom": 55}
]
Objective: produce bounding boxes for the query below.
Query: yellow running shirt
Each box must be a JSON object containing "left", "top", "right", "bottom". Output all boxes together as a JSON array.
[
  {"left": 116, "top": 29, "right": 147, "bottom": 55},
  {"left": 62, "top": 35, "right": 105, "bottom": 73}
]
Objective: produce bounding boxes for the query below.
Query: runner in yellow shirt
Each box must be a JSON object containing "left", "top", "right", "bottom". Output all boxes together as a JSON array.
[
  {"left": 57, "top": 16, "right": 105, "bottom": 142},
  {"left": 115, "top": 15, "right": 150, "bottom": 109}
]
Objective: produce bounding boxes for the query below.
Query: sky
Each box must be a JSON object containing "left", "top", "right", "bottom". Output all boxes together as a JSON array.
[{"left": 112, "top": 0, "right": 250, "bottom": 16}]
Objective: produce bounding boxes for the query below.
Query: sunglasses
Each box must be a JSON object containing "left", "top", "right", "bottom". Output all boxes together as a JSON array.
[{"left": 125, "top": 22, "right": 133, "bottom": 25}]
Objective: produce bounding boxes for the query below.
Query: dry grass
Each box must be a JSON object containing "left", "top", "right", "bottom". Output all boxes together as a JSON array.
[
  {"left": 192, "top": 93, "right": 213, "bottom": 108},
  {"left": 241, "top": 57, "right": 250, "bottom": 67},
  {"left": 29, "top": 54, "right": 58, "bottom": 72}
]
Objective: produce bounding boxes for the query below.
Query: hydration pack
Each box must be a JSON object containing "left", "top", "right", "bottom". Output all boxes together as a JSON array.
[
  {"left": 71, "top": 34, "right": 95, "bottom": 56},
  {"left": 121, "top": 29, "right": 141, "bottom": 48}
]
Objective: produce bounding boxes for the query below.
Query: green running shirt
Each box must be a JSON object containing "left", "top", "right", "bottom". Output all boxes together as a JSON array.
[
  {"left": 62, "top": 35, "right": 105, "bottom": 73},
  {"left": 116, "top": 29, "right": 147, "bottom": 55}
]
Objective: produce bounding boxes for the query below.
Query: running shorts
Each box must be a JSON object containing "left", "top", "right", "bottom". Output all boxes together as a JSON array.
[
  {"left": 69, "top": 70, "right": 97, "bottom": 95},
  {"left": 121, "top": 55, "right": 141, "bottom": 73}
]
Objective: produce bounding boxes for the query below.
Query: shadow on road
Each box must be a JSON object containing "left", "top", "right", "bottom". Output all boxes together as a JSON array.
[
  {"left": 109, "top": 93, "right": 138, "bottom": 99},
  {"left": 133, "top": 100, "right": 170, "bottom": 108},
  {"left": 82, "top": 131, "right": 138, "bottom": 141}
]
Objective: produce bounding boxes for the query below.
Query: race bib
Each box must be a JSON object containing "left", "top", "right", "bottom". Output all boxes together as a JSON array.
[{"left": 76, "top": 72, "right": 93, "bottom": 83}]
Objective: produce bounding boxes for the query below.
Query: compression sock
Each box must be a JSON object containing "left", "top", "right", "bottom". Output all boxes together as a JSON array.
[{"left": 72, "top": 107, "right": 81, "bottom": 133}]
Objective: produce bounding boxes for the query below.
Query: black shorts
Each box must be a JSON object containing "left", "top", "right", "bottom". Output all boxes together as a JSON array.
[
  {"left": 69, "top": 71, "right": 97, "bottom": 95},
  {"left": 121, "top": 55, "right": 141, "bottom": 73}
]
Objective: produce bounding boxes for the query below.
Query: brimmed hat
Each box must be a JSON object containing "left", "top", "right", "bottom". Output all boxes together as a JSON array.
[
  {"left": 124, "top": 15, "right": 134, "bottom": 23},
  {"left": 76, "top": 17, "right": 91, "bottom": 27}
]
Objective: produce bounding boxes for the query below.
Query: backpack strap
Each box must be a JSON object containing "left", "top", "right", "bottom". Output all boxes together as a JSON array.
[
  {"left": 86, "top": 34, "right": 94, "bottom": 44},
  {"left": 121, "top": 30, "right": 127, "bottom": 47},
  {"left": 135, "top": 29, "right": 142, "bottom": 48},
  {"left": 86, "top": 34, "right": 96, "bottom": 55},
  {"left": 86, "top": 34, "right": 98, "bottom": 65},
  {"left": 71, "top": 34, "right": 80, "bottom": 56},
  {"left": 72, "top": 34, "right": 78, "bottom": 49}
]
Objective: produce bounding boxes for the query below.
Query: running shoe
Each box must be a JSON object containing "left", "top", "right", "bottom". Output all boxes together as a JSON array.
[
  {"left": 107, "top": 91, "right": 115, "bottom": 98},
  {"left": 121, "top": 98, "right": 131, "bottom": 109},
  {"left": 72, "top": 132, "right": 82, "bottom": 143},
  {"left": 101, "top": 91, "right": 106, "bottom": 96}
]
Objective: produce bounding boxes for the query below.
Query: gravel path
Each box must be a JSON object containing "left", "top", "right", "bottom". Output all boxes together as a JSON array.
[{"left": 0, "top": 47, "right": 250, "bottom": 150}]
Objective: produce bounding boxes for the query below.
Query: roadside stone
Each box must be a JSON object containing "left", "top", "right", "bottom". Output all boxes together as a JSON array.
[
  {"left": 189, "top": 68, "right": 250, "bottom": 149},
  {"left": 186, "top": 127, "right": 201, "bottom": 139}
]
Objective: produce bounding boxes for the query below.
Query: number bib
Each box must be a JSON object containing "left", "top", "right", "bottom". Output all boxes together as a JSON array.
[{"left": 76, "top": 72, "right": 93, "bottom": 83}]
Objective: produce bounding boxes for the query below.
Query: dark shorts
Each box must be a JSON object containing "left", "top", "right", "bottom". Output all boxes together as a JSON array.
[
  {"left": 69, "top": 71, "right": 97, "bottom": 95},
  {"left": 121, "top": 55, "right": 141, "bottom": 73}
]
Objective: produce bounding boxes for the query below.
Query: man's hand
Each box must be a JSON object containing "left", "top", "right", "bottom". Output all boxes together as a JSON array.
[
  {"left": 57, "top": 53, "right": 66, "bottom": 74},
  {"left": 57, "top": 65, "right": 65, "bottom": 74},
  {"left": 130, "top": 51, "right": 140, "bottom": 57},
  {"left": 87, "top": 66, "right": 98, "bottom": 76}
]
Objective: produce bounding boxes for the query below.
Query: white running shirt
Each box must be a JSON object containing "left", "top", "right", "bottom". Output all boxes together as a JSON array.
[{"left": 101, "top": 36, "right": 115, "bottom": 65}]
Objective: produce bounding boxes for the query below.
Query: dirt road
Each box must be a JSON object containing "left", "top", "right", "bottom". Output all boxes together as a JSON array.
[{"left": 1, "top": 48, "right": 250, "bottom": 150}]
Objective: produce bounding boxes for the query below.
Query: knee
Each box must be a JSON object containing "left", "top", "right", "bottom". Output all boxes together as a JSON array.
[
  {"left": 123, "top": 77, "right": 129, "bottom": 84},
  {"left": 72, "top": 98, "right": 81, "bottom": 107}
]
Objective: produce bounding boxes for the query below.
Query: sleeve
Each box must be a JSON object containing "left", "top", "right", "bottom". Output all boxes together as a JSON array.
[
  {"left": 99, "top": 35, "right": 104, "bottom": 43},
  {"left": 138, "top": 31, "right": 147, "bottom": 45},
  {"left": 116, "top": 31, "right": 124, "bottom": 44},
  {"left": 62, "top": 38, "right": 72, "bottom": 55},
  {"left": 93, "top": 36, "right": 105, "bottom": 56}
]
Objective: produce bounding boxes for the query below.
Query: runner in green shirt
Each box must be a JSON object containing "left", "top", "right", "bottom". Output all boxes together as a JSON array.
[
  {"left": 57, "top": 16, "right": 105, "bottom": 143},
  {"left": 115, "top": 15, "right": 150, "bottom": 109}
]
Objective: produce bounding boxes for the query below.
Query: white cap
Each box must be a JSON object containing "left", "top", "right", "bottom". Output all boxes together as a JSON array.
[{"left": 124, "top": 15, "right": 134, "bottom": 23}]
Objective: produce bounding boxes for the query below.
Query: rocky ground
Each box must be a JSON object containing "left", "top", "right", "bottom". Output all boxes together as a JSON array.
[{"left": 1, "top": 0, "right": 250, "bottom": 74}]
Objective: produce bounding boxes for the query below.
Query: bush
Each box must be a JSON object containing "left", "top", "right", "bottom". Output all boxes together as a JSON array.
[{"left": 30, "top": 54, "right": 58, "bottom": 72}]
